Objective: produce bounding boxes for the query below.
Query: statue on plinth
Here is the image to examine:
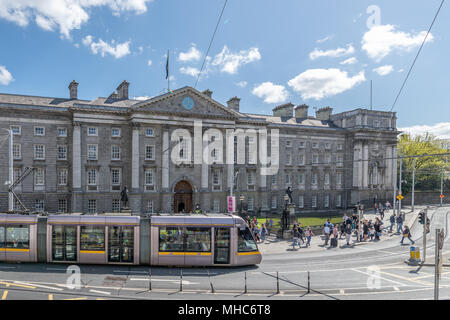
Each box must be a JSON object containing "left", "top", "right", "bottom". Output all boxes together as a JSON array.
[{"left": 121, "top": 186, "right": 129, "bottom": 209}]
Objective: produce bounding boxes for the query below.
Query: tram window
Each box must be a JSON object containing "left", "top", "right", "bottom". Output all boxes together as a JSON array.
[
  {"left": 237, "top": 227, "right": 258, "bottom": 252},
  {"left": 0, "top": 226, "right": 4, "bottom": 248},
  {"left": 159, "top": 227, "right": 184, "bottom": 252},
  {"left": 185, "top": 228, "right": 211, "bottom": 252},
  {"left": 5, "top": 225, "right": 29, "bottom": 249},
  {"left": 80, "top": 226, "right": 105, "bottom": 251}
]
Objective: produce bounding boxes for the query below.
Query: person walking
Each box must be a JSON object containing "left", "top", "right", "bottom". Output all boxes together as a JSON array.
[
  {"left": 400, "top": 225, "right": 415, "bottom": 245},
  {"left": 345, "top": 223, "right": 352, "bottom": 246},
  {"left": 363, "top": 220, "right": 369, "bottom": 241},
  {"left": 305, "top": 228, "right": 314, "bottom": 247},
  {"left": 340, "top": 222, "right": 346, "bottom": 239},
  {"left": 323, "top": 224, "right": 331, "bottom": 246},
  {"left": 374, "top": 218, "right": 383, "bottom": 241},
  {"left": 261, "top": 224, "right": 267, "bottom": 242},
  {"left": 292, "top": 227, "right": 300, "bottom": 250},
  {"left": 389, "top": 213, "right": 396, "bottom": 233},
  {"left": 396, "top": 214, "right": 403, "bottom": 234},
  {"left": 298, "top": 224, "right": 305, "bottom": 246},
  {"left": 385, "top": 200, "right": 391, "bottom": 213}
]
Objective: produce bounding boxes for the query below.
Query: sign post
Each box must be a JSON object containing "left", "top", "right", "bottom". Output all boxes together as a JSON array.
[
  {"left": 434, "top": 228, "right": 445, "bottom": 300},
  {"left": 227, "top": 196, "right": 236, "bottom": 213}
]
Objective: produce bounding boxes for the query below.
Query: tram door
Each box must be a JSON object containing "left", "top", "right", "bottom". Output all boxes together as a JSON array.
[
  {"left": 214, "top": 228, "right": 230, "bottom": 264},
  {"left": 52, "top": 226, "right": 77, "bottom": 262},
  {"left": 108, "top": 226, "right": 134, "bottom": 263}
]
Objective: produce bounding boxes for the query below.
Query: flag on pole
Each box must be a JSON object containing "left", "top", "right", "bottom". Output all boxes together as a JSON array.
[{"left": 165, "top": 50, "right": 169, "bottom": 80}]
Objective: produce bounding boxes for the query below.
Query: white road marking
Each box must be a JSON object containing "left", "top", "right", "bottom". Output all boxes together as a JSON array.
[
  {"left": 394, "top": 286, "right": 400, "bottom": 291},
  {"left": 89, "top": 289, "right": 111, "bottom": 295},
  {"left": 0, "top": 266, "right": 16, "bottom": 269},
  {"left": 13, "top": 281, "right": 64, "bottom": 291},
  {"left": 339, "top": 289, "right": 345, "bottom": 294},
  {"left": 46, "top": 268, "right": 67, "bottom": 271},
  {"left": 114, "top": 270, "right": 148, "bottom": 274},
  {"left": 351, "top": 268, "right": 407, "bottom": 286},
  {"left": 130, "top": 278, "right": 199, "bottom": 285}
]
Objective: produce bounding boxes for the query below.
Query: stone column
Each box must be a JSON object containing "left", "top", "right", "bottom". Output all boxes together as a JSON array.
[
  {"left": 362, "top": 143, "right": 369, "bottom": 188},
  {"left": 131, "top": 123, "right": 140, "bottom": 190},
  {"left": 162, "top": 128, "right": 169, "bottom": 190},
  {"left": 353, "top": 142, "right": 362, "bottom": 187},
  {"left": 386, "top": 146, "right": 392, "bottom": 186},
  {"left": 201, "top": 133, "right": 209, "bottom": 190},
  {"left": 72, "top": 122, "right": 83, "bottom": 213}
]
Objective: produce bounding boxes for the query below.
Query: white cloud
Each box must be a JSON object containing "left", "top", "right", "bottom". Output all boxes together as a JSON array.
[
  {"left": 0, "top": 0, "right": 152, "bottom": 39},
  {"left": 178, "top": 46, "right": 201, "bottom": 62},
  {"left": 212, "top": 46, "right": 261, "bottom": 74},
  {"left": 309, "top": 44, "right": 355, "bottom": 60},
  {"left": 252, "top": 82, "right": 289, "bottom": 104},
  {"left": 147, "top": 59, "right": 152, "bottom": 67},
  {"left": 316, "top": 35, "right": 334, "bottom": 43},
  {"left": 340, "top": 57, "right": 358, "bottom": 65},
  {"left": 82, "top": 35, "right": 131, "bottom": 59},
  {"left": 134, "top": 96, "right": 152, "bottom": 101},
  {"left": 0, "top": 66, "right": 13, "bottom": 85},
  {"left": 399, "top": 123, "right": 450, "bottom": 140},
  {"left": 373, "top": 65, "right": 394, "bottom": 76},
  {"left": 362, "top": 24, "right": 433, "bottom": 62},
  {"left": 235, "top": 81, "right": 248, "bottom": 88},
  {"left": 179, "top": 66, "right": 200, "bottom": 77},
  {"left": 288, "top": 68, "right": 366, "bottom": 100}
]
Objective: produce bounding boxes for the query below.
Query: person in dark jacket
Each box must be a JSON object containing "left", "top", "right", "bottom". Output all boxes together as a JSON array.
[
  {"left": 396, "top": 214, "right": 403, "bottom": 234},
  {"left": 374, "top": 218, "right": 383, "bottom": 241},
  {"left": 400, "top": 225, "right": 415, "bottom": 245},
  {"left": 389, "top": 214, "right": 396, "bottom": 233}
]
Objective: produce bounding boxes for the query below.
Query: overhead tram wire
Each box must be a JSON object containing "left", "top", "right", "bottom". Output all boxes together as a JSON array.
[
  {"left": 390, "top": 0, "right": 445, "bottom": 112},
  {"left": 194, "top": 0, "right": 228, "bottom": 89}
]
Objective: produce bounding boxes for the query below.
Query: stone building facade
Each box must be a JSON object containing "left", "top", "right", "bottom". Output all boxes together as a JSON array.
[{"left": 0, "top": 81, "right": 399, "bottom": 215}]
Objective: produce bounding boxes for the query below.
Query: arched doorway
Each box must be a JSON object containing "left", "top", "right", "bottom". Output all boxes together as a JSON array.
[{"left": 173, "top": 180, "right": 193, "bottom": 213}]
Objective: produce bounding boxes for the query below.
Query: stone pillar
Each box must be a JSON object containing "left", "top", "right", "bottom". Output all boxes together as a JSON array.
[
  {"left": 131, "top": 123, "right": 140, "bottom": 190},
  {"left": 386, "top": 146, "right": 392, "bottom": 186},
  {"left": 201, "top": 133, "right": 209, "bottom": 190},
  {"left": 72, "top": 122, "right": 83, "bottom": 213},
  {"left": 162, "top": 128, "right": 169, "bottom": 190},
  {"left": 353, "top": 142, "right": 362, "bottom": 187},
  {"left": 362, "top": 143, "right": 369, "bottom": 188}
]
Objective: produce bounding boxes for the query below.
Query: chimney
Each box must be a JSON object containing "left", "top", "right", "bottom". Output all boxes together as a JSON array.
[
  {"left": 295, "top": 104, "right": 309, "bottom": 118},
  {"left": 273, "top": 102, "right": 294, "bottom": 117},
  {"left": 69, "top": 80, "right": 78, "bottom": 100},
  {"left": 202, "top": 89, "right": 212, "bottom": 98},
  {"left": 116, "top": 80, "right": 129, "bottom": 100},
  {"left": 316, "top": 107, "right": 333, "bottom": 121},
  {"left": 227, "top": 96, "right": 240, "bottom": 112}
]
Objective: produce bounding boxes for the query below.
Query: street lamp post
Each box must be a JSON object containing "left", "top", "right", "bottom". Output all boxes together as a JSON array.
[
  {"left": 282, "top": 194, "right": 289, "bottom": 232},
  {"left": 239, "top": 195, "right": 245, "bottom": 218}
]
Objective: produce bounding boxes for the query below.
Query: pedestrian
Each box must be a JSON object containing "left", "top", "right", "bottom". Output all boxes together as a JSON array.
[
  {"left": 363, "top": 220, "right": 369, "bottom": 241},
  {"left": 400, "top": 225, "right": 415, "bottom": 245},
  {"left": 292, "top": 227, "right": 300, "bottom": 250},
  {"left": 340, "top": 222, "right": 346, "bottom": 239},
  {"left": 298, "top": 224, "right": 305, "bottom": 245},
  {"left": 389, "top": 213, "right": 396, "bottom": 233},
  {"left": 396, "top": 214, "right": 403, "bottom": 234},
  {"left": 305, "top": 228, "right": 314, "bottom": 247},
  {"left": 343, "top": 213, "right": 349, "bottom": 223},
  {"left": 374, "top": 217, "right": 383, "bottom": 241},
  {"left": 333, "top": 224, "right": 339, "bottom": 238},
  {"left": 374, "top": 203, "right": 378, "bottom": 214},
  {"left": 261, "top": 223, "right": 267, "bottom": 242},
  {"left": 345, "top": 223, "right": 352, "bottom": 246},
  {"left": 268, "top": 218, "right": 273, "bottom": 234},
  {"left": 323, "top": 224, "right": 331, "bottom": 246}
]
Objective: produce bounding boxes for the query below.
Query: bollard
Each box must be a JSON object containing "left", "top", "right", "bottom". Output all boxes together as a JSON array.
[
  {"left": 149, "top": 268, "right": 152, "bottom": 292},
  {"left": 208, "top": 269, "right": 215, "bottom": 294},
  {"left": 244, "top": 272, "right": 247, "bottom": 294},
  {"left": 307, "top": 271, "right": 310, "bottom": 294},
  {"left": 180, "top": 269, "right": 183, "bottom": 292},
  {"left": 276, "top": 272, "right": 280, "bottom": 294}
]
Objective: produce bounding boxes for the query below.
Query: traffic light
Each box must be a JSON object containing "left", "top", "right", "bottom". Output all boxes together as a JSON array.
[{"left": 419, "top": 211, "right": 425, "bottom": 224}]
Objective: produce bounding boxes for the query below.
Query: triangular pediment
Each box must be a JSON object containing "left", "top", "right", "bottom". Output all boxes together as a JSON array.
[{"left": 131, "top": 86, "right": 240, "bottom": 119}]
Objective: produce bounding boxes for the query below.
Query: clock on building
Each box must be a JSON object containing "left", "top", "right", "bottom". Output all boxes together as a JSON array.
[{"left": 182, "top": 96, "right": 195, "bottom": 110}]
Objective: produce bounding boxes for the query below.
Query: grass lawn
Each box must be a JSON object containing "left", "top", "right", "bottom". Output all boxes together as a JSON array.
[{"left": 256, "top": 216, "right": 342, "bottom": 229}]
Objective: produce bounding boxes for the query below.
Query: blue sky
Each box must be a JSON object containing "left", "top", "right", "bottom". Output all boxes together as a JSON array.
[{"left": 0, "top": 0, "right": 448, "bottom": 138}]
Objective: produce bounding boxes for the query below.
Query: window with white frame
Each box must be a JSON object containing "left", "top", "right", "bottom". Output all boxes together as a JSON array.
[
  {"left": 34, "top": 126, "right": 45, "bottom": 136},
  {"left": 111, "top": 128, "right": 121, "bottom": 137},
  {"left": 337, "top": 143, "right": 343, "bottom": 150},
  {"left": 58, "top": 168, "right": 68, "bottom": 186},
  {"left": 145, "top": 169, "right": 154, "bottom": 185},
  {"left": 57, "top": 145, "right": 67, "bottom": 160},
  {"left": 247, "top": 198, "right": 254, "bottom": 211},
  {"left": 88, "top": 127, "right": 98, "bottom": 136},
  {"left": 311, "top": 173, "right": 317, "bottom": 185},
  {"left": 212, "top": 170, "right": 220, "bottom": 186},
  {"left": 298, "top": 154, "right": 305, "bottom": 165},
  {"left": 88, "top": 200, "right": 97, "bottom": 214},
  {"left": 145, "top": 145, "right": 154, "bottom": 160},
  {"left": 178, "top": 137, "right": 188, "bottom": 161},
  {"left": 336, "top": 194, "right": 342, "bottom": 207},
  {"left": 112, "top": 199, "right": 120, "bottom": 212},
  {"left": 146, "top": 128, "right": 154, "bottom": 137},
  {"left": 325, "top": 154, "right": 331, "bottom": 164},
  {"left": 87, "top": 144, "right": 98, "bottom": 160},
  {"left": 10, "top": 125, "right": 21, "bottom": 135},
  {"left": 58, "top": 199, "right": 67, "bottom": 213},
  {"left": 57, "top": 127, "right": 67, "bottom": 137},
  {"left": 34, "top": 144, "right": 45, "bottom": 159},
  {"left": 247, "top": 171, "right": 254, "bottom": 186},
  {"left": 87, "top": 169, "right": 97, "bottom": 185},
  {"left": 298, "top": 172, "right": 305, "bottom": 185},
  {"left": 34, "top": 168, "right": 44, "bottom": 186},
  {"left": 146, "top": 200, "right": 154, "bottom": 213},
  {"left": 337, "top": 172, "right": 342, "bottom": 185},
  {"left": 298, "top": 196, "right": 304, "bottom": 208},
  {"left": 271, "top": 174, "right": 277, "bottom": 186},
  {"left": 312, "top": 196, "right": 317, "bottom": 208},
  {"left": 111, "top": 145, "right": 121, "bottom": 160},
  {"left": 312, "top": 154, "right": 319, "bottom": 164},
  {"left": 13, "top": 143, "right": 21, "bottom": 159},
  {"left": 337, "top": 155, "right": 343, "bottom": 167},
  {"left": 285, "top": 173, "right": 291, "bottom": 186},
  {"left": 324, "top": 195, "right": 329, "bottom": 208},
  {"left": 298, "top": 141, "right": 305, "bottom": 148},
  {"left": 324, "top": 173, "right": 330, "bottom": 185},
  {"left": 312, "top": 142, "right": 319, "bottom": 149},
  {"left": 35, "top": 199, "right": 44, "bottom": 212},
  {"left": 286, "top": 153, "right": 292, "bottom": 165},
  {"left": 213, "top": 199, "right": 220, "bottom": 213},
  {"left": 271, "top": 196, "right": 277, "bottom": 209},
  {"left": 111, "top": 168, "right": 121, "bottom": 186}
]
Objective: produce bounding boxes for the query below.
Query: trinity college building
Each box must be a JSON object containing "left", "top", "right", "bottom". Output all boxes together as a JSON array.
[{"left": 0, "top": 81, "right": 399, "bottom": 215}]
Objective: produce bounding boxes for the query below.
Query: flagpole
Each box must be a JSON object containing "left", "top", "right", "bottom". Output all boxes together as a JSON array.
[{"left": 167, "top": 49, "right": 170, "bottom": 93}]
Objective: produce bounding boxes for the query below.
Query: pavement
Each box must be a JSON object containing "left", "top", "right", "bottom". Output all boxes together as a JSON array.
[{"left": 258, "top": 206, "right": 425, "bottom": 255}]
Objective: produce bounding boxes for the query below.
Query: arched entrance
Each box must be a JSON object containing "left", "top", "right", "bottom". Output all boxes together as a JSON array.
[{"left": 173, "top": 180, "right": 193, "bottom": 213}]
